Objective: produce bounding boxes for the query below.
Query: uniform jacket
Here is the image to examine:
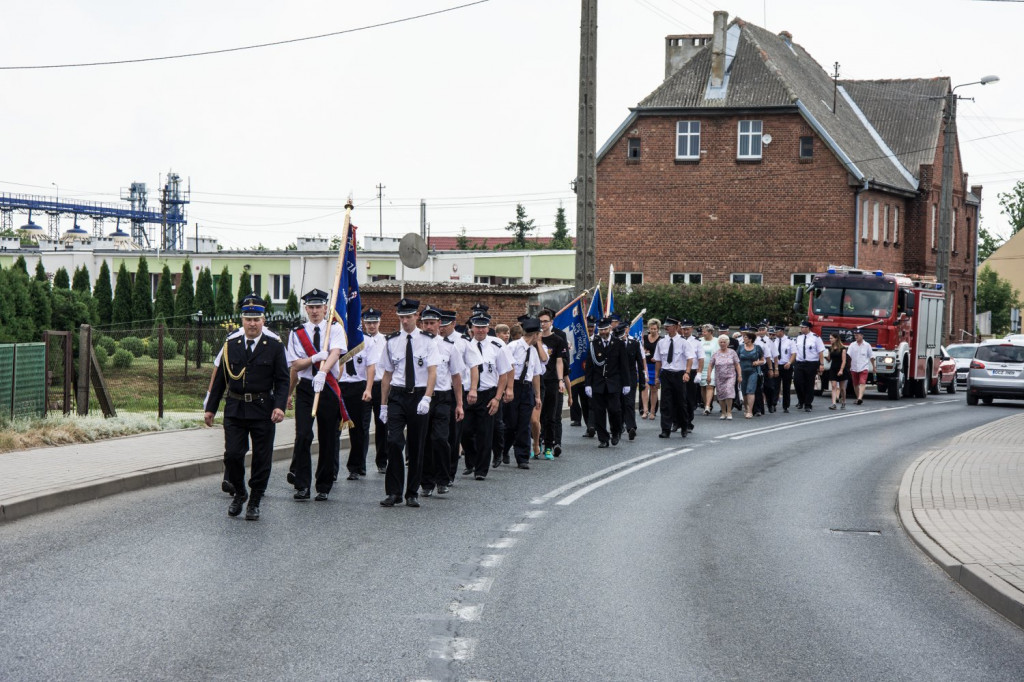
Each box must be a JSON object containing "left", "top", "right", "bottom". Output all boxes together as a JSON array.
[
  {"left": 622, "top": 335, "right": 646, "bottom": 386},
  {"left": 208, "top": 332, "right": 289, "bottom": 420},
  {"left": 585, "top": 334, "right": 630, "bottom": 394}
]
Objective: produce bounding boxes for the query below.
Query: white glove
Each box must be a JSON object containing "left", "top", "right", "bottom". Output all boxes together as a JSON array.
[
  {"left": 310, "top": 350, "right": 328, "bottom": 364},
  {"left": 622, "top": 386, "right": 631, "bottom": 396},
  {"left": 379, "top": 405, "right": 388, "bottom": 423},
  {"left": 312, "top": 371, "right": 327, "bottom": 393},
  {"left": 585, "top": 386, "right": 593, "bottom": 398},
  {"left": 417, "top": 396, "right": 432, "bottom": 415}
]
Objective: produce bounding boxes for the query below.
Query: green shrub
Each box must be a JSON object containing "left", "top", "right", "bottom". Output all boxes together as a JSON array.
[
  {"left": 96, "top": 335, "right": 117, "bottom": 355},
  {"left": 119, "top": 336, "right": 146, "bottom": 358},
  {"left": 147, "top": 336, "right": 179, "bottom": 360},
  {"left": 94, "top": 346, "right": 109, "bottom": 371},
  {"left": 183, "top": 340, "right": 213, "bottom": 360},
  {"left": 111, "top": 348, "right": 134, "bottom": 369}
]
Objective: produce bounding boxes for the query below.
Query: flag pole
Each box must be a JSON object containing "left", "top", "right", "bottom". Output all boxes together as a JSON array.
[
  {"left": 606, "top": 264, "right": 614, "bottom": 316},
  {"left": 312, "top": 198, "right": 354, "bottom": 417},
  {"left": 629, "top": 308, "right": 647, "bottom": 328}
]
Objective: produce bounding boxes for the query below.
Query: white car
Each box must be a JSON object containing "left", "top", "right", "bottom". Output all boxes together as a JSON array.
[{"left": 945, "top": 343, "right": 979, "bottom": 387}]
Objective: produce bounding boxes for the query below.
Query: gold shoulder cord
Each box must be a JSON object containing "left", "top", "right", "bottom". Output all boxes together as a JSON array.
[{"left": 222, "top": 338, "right": 247, "bottom": 384}]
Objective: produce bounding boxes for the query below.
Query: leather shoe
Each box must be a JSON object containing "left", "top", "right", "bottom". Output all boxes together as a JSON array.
[
  {"left": 347, "top": 472, "right": 359, "bottom": 481},
  {"left": 463, "top": 468, "right": 474, "bottom": 476},
  {"left": 570, "top": 421, "right": 581, "bottom": 427},
  {"left": 315, "top": 492, "right": 329, "bottom": 501},
  {"left": 517, "top": 463, "right": 530, "bottom": 470},
  {"left": 437, "top": 485, "right": 450, "bottom": 495},
  {"left": 492, "top": 459, "right": 501, "bottom": 468},
  {"left": 380, "top": 494, "right": 401, "bottom": 507},
  {"left": 628, "top": 429, "right": 636, "bottom": 441},
  {"left": 584, "top": 428, "right": 596, "bottom": 438},
  {"left": 475, "top": 475, "right": 486, "bottom": 481},
  {"left": 244, "top": 503, "right": 260, "bottom": 521},
  {"left": 598, "top": 441, "right": 610, "bottom": 448},
  {"left": 783, "top": 408, "right": 789, "bottom": 413},
  {"left": 611, "top": 434, "right": 620, "bottom": 446},
  {"left": 553, "top": 444, "right": 562, "bottom": 457},
  {"left": 294, "top": 488, "right": 310, "bottom": 500},
  {"left": 804, "top": 406, "right": 812, "bottom": 412},
  {"left": 796, "top": 404, "right": 804, "bottom": 410},
  {"left": 502, "top": 455, "right": 510, "bottom": 464},
  {"left": 228, "top": 494, "right": 248, "bottom": 516},
  {"left": 405, "top": 496, "right": 420, "bottom": 508},
  {"left": 421, "top": 488, "right": 433, "bottom": 497},
  {"left": 286, "top": 471, "right": 296, "bottom": 486},
  {"left": 377, "top": 466, "right": 387, "bottom": 474},
  {"left": 658, "top": 432, "right": 670, "bottom": 438},
  {"left": 221, "top": 479, "right": 235, "bottom": 495}
]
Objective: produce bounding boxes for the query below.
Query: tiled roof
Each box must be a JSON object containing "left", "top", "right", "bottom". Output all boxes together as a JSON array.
[{"left": 629, "top": 17, "right": 944, "bottom": 194}]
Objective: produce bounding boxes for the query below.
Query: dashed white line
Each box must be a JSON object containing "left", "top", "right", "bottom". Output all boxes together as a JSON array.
[
  {"left": 524, "top": 509, "right": 547, "bottom": 518},
  {"left": 532, "top": 448, "right": 677, "bottom": 504},
  {"left": 727, "top": 404, "right": 915, "bottom": 440},
  {"left": 556, "top": 448, "right": 692, "bottom": 506},
  {"left": 505, "top": 523, "right": 531, "bottom": 532},
  {"left": 479, "top": 554, "right": 504, "bottom": 568},
  {"left": 448, "top": 602, "right": 484, "bottom": 621},
  {"left": 428, "top": 636, "right": 477, "bottom": 660},
  {"left": 460, "top": 577, "right": 494, "bottom": 592},
  {"left": 486, "top": 537, "right": 517, "bottom": 549}
]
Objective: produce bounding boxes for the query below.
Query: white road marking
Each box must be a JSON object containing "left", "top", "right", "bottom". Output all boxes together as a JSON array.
[
  {"left": 533, "top": 448, "right": 677, "bottom": 504},
  {"left": 428, "top": 636, "right": 476, "bottom": 660},
  {"left": 486, "top": 538, "right": 517, "bottom": 549},
  {"left": 460, "top": 577, "right": 494, "bottom": 592},
  {"left": 480, "top": 554, "right": 504, "bottom": 568},
  {"left": 556, "top": 448, "right": 692, "bottom": 506},
  {"left": 448, "top": 602, "right": 484, "bottom": 621},
  {"left": 524, "top": 509, "right": 547, "bottom": 518},
  {"left": 505, "top": 523, "right": 531, "bottom": 533},
  {"left": 727, "top": 404, "right": 914, "bottom": 440}
]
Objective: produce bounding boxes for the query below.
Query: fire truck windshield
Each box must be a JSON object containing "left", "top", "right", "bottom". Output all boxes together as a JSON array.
[{"left": 811, "top": 284, "right": 896, "bottom": 318}]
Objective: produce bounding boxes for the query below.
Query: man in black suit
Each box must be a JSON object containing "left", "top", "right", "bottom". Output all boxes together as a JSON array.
[
  {"left": 205, "top": 295, "right": 289, "bottom": 521},
  {"left": 613, "top": 322, "right": 647, "bottom": 440},
  {"left": 584, "top": 316, "right": 630, "bottom": 447}
]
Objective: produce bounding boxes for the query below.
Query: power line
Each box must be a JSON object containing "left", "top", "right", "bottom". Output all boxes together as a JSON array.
[{"left": 0, "top": 1, "right": 491, "bottom": 70}]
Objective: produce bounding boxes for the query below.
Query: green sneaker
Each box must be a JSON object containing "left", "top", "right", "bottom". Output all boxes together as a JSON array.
[{"left": 544, "top": 448, "right": 554, "bottom": 460}]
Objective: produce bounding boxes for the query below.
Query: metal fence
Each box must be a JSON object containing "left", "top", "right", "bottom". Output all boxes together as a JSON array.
[
  {"left": 0, "top": 342, "right": 47, "bottom": 422},
  {"left": 89, "top": 313, "right": 299, "bottom": 417}
]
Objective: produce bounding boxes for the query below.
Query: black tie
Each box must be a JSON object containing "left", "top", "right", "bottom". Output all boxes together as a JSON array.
[
  {"left": 346, "top": 357, "right": 357, "bottom": 376},
  {"left": 802, "top": 335, "right": 807, "bottom": 361},
  {"left": 405, "top": 334, "right": 415, "bottom": 392},
  {"left": 246, "top": 339, "right": 254, "bottom": 359},
  {"left": 313, "top": 326, "right": 321, "bottom": 352},
  {"left": 519, "top": 347, "right": 531, "bottom": 382},
  {"left": 667, "top": 337, "right": 674, "bottom": 364}
]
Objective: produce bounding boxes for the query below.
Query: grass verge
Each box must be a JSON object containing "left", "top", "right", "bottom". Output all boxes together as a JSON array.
[{"left": 0, "top": 413, "right": 203, "bottom": 454}]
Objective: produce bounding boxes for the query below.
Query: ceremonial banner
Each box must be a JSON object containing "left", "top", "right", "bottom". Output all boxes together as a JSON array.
[
  {"left": 555, "top": 294, "right": 590, "bottom": 386},
  {"left": 586, "top": 287, "right": 603, "bottom": 334},
  {"left": 332, "top": 224, "right": 365, "bottom": 362},
  {"left": 628, "top": 314, "right": 643, "bottom": 341}
]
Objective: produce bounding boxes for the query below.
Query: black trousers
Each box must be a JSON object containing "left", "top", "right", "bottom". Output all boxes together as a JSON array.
[
  {"left": 463, "top": 387, "right": 497, "bottom": 477},
  {"left": 385, "top": 388, "right": 428, "bottom": 498},
  {"left": 794, "top": 361, "right": 819, "bottom": 408},
  {"left": 591, "top": 387, "right": 623, "bottom": 443},
  {"left": 684, "top": 375, "right": 698, "bottom": 428},
  {"left": 223, "top": 415, "right": 276, "bottom": 500},
  {"left": 762, "top": 372, "right": 778, "bottom": 410},
  {"left": 492, "top": 394, "right": 506, "bottom": 462},
  {"left": 341, "top": 380, "right": 369, "bottom": 475},
  {"left": 449, "top": 388, "right": 466, "bottom": 480},
  {"left": 620, "top": 384, "right": 637, "bottom": 432},
  {"left": 422, "top": 390, "right": 453, "bottom": 490},
  {"left": 540, "top": 380, "right": 562, "bottom": 448},
  {"left": 370, "top": 381, "right": 388, "bottom": 471},
  {"left": 292, "top": 380, "right": 340, "bottom": 494},
  {"left": 506, "top": 382, "right": 535, "bottom": 465},
  {"left": 777, "top": 366, "right": 793, "bottom": 409},
  {"left": 659, "top": 370, "right": 688, "bottom": 437},
  {"left": 571, "top": 381, "right": 589, "bottom": 426}
]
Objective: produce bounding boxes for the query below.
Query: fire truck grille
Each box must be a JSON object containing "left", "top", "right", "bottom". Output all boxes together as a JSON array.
[{"left": 820, "top": 326, "right": 878, "bottom": 345}]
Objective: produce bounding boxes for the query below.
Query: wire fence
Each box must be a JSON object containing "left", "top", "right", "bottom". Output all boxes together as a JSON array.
[{"left": 88, "top": 313, "right": 300, "bottom": 417}]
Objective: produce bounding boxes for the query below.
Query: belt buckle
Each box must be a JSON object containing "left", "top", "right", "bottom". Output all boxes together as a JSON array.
[{"left": 244, "top": 393, "right": 253, "bottom": 403}]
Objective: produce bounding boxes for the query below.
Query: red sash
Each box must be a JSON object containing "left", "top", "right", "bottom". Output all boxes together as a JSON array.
[{"left": 294, "top": 327, "right": 352, "bottom": 428}]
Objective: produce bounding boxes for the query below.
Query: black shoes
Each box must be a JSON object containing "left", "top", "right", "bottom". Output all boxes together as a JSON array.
[
  {"left": 347, "top": 472, "right": 359, "bottom": 480},
  {"left": 463, "top": 468, "right": 474, "bottom": 476},
  {"left": 610, "top": 433, "right": 620, "bottom": 446},
  {"left": 796, "top": 404, "right": 804, "bottom": 410},
  {"left": 437, "top": 485, "right": 450, "bottom": 495},
  {"left": 421, "top": 488, "right": 434, "bottom": 497},
  {"left": 658, "top": 432, "right": 670, "bottom": 438},
  {"left": 502, "top": 455, "right": 510, "bottom": 464},
  {"left": 380, "top": 494, "right": 401, "bottom": 507},
  {"left": 377, "top": 466, "right": 387, "bottom": 474},
  {"left": 245, "top": 503, "right": 260, "bottom": 521},
  {"left": 598, "top": 441, "right": 610, "bottom": 448},
  {"left": 553, "top": 444, "right": 562, "bottom": 457},
  {"left": 583, "top": 428, "right": 596, "bottom": 438},
  {"left": 475, "top": 475, "right": 486, "bottom": 481},
  {"left": 517, "top": 463, "right": 530, "bottom": 470},
  {"left": 294, "top": 489, "right": 310, "bottom": 500},
  {"left": 856, "top": 399, "right": 863, "bottom": 405},
  {"left": 492, "top": 459, "right": 501, "bottom": 468},
  {"left": 783, "top": 408, "right": 789, "bottom": 413},
  {"left": 221, "top": 479, "right": 235, "bottom": 495},
  {"left": 286, "top": 471, "right": 296, "bottom": 486},
  {"left": 570, "top": 421, "right": 581, "bottom": 427},
  {"left": 315, "top": 492, "right": 329, "bottom": 501},
  {"left": 804, "top": 406, "right": 812, "bottom": 412},
  {"left": 406, "top": 496, "right": 420, "bottom": 508},
  {"left": 628, "top": 429, "right": 636, "bottom": 441},
  {"left": 228, "top": 494, "right": 248, "bottom": 517}
]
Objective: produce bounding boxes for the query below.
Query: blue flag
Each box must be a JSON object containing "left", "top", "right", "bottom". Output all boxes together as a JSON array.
[
  {"left": 628, "top": 315, "right": 643, "bottom": 341},
  {"left": 554, "top": 295, "right": 590, "bottom": 386},
  {"left": 332, "top": 223, "right": 364, "bottom": 359},
  {"left": 586, "top": 288, "right": 603, "bottom": 333}
]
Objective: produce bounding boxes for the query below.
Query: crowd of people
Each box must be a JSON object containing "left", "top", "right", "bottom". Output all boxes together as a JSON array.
[{"left": 202, "top": 293, "right": 877, "bottom": 519}]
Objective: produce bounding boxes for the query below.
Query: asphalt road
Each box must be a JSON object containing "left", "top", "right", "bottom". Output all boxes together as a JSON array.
[{"left": 2, "top": 393, "right": 1023, "bottom": 681}]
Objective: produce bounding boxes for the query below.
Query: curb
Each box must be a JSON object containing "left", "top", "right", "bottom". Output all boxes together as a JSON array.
[{"left": 896, "top": 452, "right": 1024, "bottom": 628}]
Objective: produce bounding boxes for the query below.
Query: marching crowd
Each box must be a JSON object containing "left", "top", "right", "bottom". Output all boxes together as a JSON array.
[{"left": 203, "top": 292, "right": 877, "bottom": 520}]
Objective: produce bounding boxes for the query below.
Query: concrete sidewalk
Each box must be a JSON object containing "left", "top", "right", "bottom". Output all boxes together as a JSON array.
[
  {"left": 0, "top": 419, "right": 328, "bottom": 524},
  {"left": 898, "top": 412, "right": 1024, "bottom": 628}
]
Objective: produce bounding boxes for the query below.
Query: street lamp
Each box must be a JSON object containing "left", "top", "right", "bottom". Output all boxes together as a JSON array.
[{"left": 936, "top": 74, "right": 998, "bottom": 343}]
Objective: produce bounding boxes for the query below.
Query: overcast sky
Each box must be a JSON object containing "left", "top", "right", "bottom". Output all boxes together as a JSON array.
[{"left": 3, "top": 0, "right": 1021, "bottom": 250}]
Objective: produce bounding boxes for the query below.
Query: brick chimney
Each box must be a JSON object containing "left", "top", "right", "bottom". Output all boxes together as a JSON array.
[
  {"left": 710, "top": 11, "right": 728, "bottom": 87},
  {"left": 665, "top": 34, "right": 711, "bottom": 80}
]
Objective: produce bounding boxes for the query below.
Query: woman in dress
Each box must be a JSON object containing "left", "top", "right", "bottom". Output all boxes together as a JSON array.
[
  {"left": 641, "top": 319, "right": 661, "bottom": 420},
  {"left": 827, "top": 332, "right": 849, "bottom": 409},
  {"left": 700, "top": 324, "right": 718, "bottom": 415},
  {"left": 737, "top": 330, "right": 766, "bottom": 419},
  {"left": 710, "top": 335, "right": 742, "bottom": 419}
]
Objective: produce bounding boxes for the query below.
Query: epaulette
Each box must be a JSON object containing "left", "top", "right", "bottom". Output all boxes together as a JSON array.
[
  {"left": 490, "top": 340, "right": 503, "bottom": 348},
  {"left": 386, "top": 331, "right": 402, "bottom": 340},
  {"left": 443, "top": 335, "right": 455, "bottom": 344},
  {"left": 263, "top": 328, "right": 282, "bottom": 340},
  {"left": 422, "top": 331, "right": 435, "bottom": 339},
  {"left": 292, "top": 322, "right": 304, "bottom": 332},
  {"left": 226, "top": 329, "right": 244, "bottom": 340}
]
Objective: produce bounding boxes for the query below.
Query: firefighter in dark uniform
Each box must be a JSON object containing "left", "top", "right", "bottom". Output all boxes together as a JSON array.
[
  {"left": 585, "top": 316, "right": 630, "bottom": 447},
  {"left": 205, "top": 295, "right": 289, "bottom": 520},
  {"left": 418, "top": 305, "right": 466, "bottom": 494},
  {"left": 378, "top": 298, "right": 440, "bottom": 507},
  {"left": 613, "top": 322, "right": 646, "bottom": 440}
]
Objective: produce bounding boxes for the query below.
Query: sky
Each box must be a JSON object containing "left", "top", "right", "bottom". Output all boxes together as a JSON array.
[{"left": 2, "top": 0, "right": 1022, "bottom": 250}]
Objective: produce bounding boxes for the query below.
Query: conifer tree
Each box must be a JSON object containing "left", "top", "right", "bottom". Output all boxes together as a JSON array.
[
  {"left": 174, "top": 261, "right": 195, "bottom": 320},
  {"left": 112, "top": 262, "right": 134, "bottom": 328},
  {"left": 131, "top": 256, "right": 153, "bottom": 329},
  {"left": 34, "top": 260, "right": 49, "bottom": 285},
  {"left": 154, "top": 264, "right": 176, "bottom": 322},
  {"left": 0, "top": 268, "right": 35, "bottom": 342},
  {"left": 285, "top": 288, "right": 300, "bottom": 316},
  {"left": 551, "top": 204, "right": 573, "bottom": 249},
  {"left": 94, "top": 261, "right": 113, "bottom": 325},
  {"left": 72, "top": 265, "right": 91, "bottom": 293},
  {"left": 53, "top": 267, "right": 70, "bottom": 290},
  {"left": 13, "top": 255, "right": 28, "bottom": 275},
  {"left": 215, "top": 266, "right": 234, "bottom": 317},
  {"left": 30, "top": 279, "right": 52, "bottom": 333},
  {"left": 236, "top": 269, "right": 253, "bottom": 313},
  {"left": 194, "top": 267, "right": 215, "bottom": 319}
]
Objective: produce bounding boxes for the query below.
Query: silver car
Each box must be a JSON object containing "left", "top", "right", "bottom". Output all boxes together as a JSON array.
[
  {"left": 945, "top": 343, "right": 979, "bottom": 387},
  {"left": 966, "top": 342, "right": 1024, "bottom": 405}
]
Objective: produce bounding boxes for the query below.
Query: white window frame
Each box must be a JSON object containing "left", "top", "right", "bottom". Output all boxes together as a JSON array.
[
  {"left": 737, "top": 120, "right": 763, "bottom": 159},
  {"left": 675, "top": 121, "right": 700, "bottom": 160},
  {"left": 893, "top": 207, "right": 900, "bottom": 244},
  {"left": 872, "top": 201, "right": 880, "bottom": 242},
  {"left": 883, "top": 205, "right": 889, "bottom": 243},
  {"left": 731, "top": 273, "right": 763, "bottom": 285},
  {"left": 614, "top": 272, "right": 644, "bottom": 286},
  {"left": 791, "top": 273, "right": 815, "bottom": 286},
  {"left": 931, "top": 204, "right": 937, "bottom": 248},
  {"left": 671, "top": 272, "right": 702, "bottom": 285},
  {"left": 862, "top": 199, "right": 869, "bottom": 239},
  {"left": 952, "top": 208, "right": 957, "bottom": 252},
  {"left": 272, "top": 274, "right": 291, "bottom": 302}
]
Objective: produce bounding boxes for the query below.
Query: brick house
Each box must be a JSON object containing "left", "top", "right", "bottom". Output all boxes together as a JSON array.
[{"left": 596, "top": 12, "right": 981, "bottom": 340}]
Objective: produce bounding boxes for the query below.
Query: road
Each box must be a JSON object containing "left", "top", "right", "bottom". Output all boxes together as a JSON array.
[{"left": 2, "top": 394, "right": 1023, "bottom": 681}]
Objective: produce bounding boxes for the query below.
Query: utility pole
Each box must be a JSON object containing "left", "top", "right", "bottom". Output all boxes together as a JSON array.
[
  {"left": 376, "top": 182, "right": 386, "bottom": 237},
  {"left": 574, "top": 0, "right": 597, "bottom": 292}
]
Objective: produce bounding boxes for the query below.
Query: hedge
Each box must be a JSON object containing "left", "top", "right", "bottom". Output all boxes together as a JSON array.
[{"left": 613, "top": 283, "right": 801, "bottom": 328}]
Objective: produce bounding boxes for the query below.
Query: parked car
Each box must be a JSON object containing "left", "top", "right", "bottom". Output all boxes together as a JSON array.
[
  {"left": 938, "top": 347, "right": 956, "bottom": 393},
  {"left": 1005, "top": 334, "right": 1024, "bottom": 344},
  {"left": 945, "top": 343, "right": 979, "bottom": 387},
  {"left": 966, "top": 341, "right": 1024, "bottom": 406}
]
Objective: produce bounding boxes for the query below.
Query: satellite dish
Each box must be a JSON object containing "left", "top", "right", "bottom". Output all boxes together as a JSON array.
[
  {"left": 762, "top": 133, "right": 773, "bottom": 145},
  {"left": 399, "top": 232, "right": 428, "bottom": 268}
]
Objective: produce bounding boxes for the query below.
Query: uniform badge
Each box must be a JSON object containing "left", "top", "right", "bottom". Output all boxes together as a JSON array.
[{"left": 417, "top": 356, "right": 424, "bottom": 367}]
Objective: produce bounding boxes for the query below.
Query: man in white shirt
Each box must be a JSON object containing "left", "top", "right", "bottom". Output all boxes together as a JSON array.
[
  {"left": 462, "top": 312, "right": 512, "bottom": 478},
  {"left": 417, "top": 305, "right": 466, "bottom": 493},
  {"left": 439, "top": 309, "right": 480, "bottom": 482},
  {"left": 754, "top": 323, "right": 779, "bottom": 415},
  {"left": 846, "top": 327, "right": 877, "bottom": 405},
  {"left": 505, "top": 317, "right": 546, "bottom": 467},
  {"left": 359, "top": 308, "right": 389, "bottom": 474},
  {"left": 793, "top": 320, "right": 825, "bottom": 412},
  {"left": 773, "top": 326, "right": 797, "bottom": 413},
  {"left": 653, "top": 317, "right": 696, "bottom": 438}
]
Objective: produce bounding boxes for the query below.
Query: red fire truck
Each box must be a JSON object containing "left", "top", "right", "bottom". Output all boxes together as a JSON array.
[{"left": 794, "top": 265, "right": 946, "bottom": 400}]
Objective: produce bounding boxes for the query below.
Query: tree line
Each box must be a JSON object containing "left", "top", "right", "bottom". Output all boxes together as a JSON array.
[{"left": 0, "top": 255, "right": 301, "bottom": 344}]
